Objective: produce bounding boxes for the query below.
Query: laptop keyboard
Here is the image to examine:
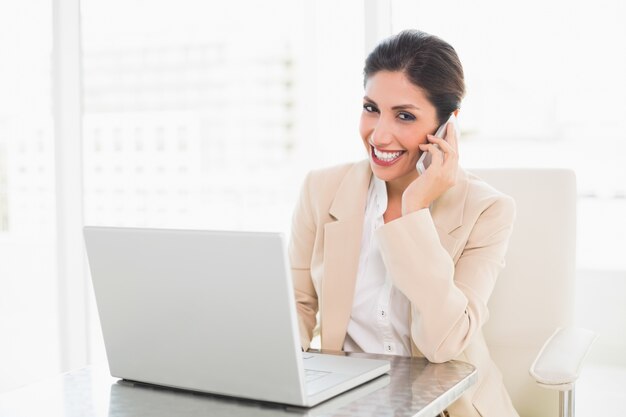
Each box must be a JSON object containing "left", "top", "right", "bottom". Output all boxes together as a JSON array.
[{"left": 304, "top": 369, "right": 330, "bottom": 383}]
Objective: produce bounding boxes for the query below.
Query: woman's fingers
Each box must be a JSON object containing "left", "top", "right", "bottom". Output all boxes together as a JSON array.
[
  {"left": 426, "top": 134, "right": 457, "bottom": 164},
  {"left": 419, "top": 142, "right": 444, "bottom": 166}
]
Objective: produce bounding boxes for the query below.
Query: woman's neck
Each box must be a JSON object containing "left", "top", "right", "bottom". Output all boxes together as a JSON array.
[{"left": 385, "top": 172, "right": 418, "bottom": 202}]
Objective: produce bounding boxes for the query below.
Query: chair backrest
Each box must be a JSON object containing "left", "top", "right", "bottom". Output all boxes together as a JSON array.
[{"left": 470, "top": 169, "right": 577, "bottom": 417}]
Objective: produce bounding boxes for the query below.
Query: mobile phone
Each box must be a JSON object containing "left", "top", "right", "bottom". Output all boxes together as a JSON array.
[{"left": 416, "top": 113, "right": 458, "bottom": 175}]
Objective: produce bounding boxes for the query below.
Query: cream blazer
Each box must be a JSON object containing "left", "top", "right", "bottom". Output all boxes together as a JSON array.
[{"left": 288, "top": 160, "right": 520, "bottom": 417}]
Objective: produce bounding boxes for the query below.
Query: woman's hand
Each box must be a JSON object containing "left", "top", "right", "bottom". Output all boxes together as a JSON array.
[{"left": 402, "top": 122, "right": 459, "bottom": 214}]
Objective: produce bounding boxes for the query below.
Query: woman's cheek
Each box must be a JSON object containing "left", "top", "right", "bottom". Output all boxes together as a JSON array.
[
  {"left": 359, "top": 119, "right": 374, "bottom": 142},
  {"left": 401, "top": 127, "right": 426, "bottom": 149}
]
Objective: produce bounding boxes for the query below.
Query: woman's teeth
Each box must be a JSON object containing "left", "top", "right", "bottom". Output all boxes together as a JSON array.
[{"left": 373, "top": 147, "right": 403, "bottom": 162}]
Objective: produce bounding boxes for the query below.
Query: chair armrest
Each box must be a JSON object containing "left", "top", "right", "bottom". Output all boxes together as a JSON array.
[{"left": 529, "top": 327, "right": 597, "bottom": 391}]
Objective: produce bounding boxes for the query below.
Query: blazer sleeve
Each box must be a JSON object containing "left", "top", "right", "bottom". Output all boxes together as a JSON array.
[
  {"left": 288, "top": 172, "right": 318, "bottom": 351},
  {"left": 376, "top": 194, "right": 515, "bottom": 363}
]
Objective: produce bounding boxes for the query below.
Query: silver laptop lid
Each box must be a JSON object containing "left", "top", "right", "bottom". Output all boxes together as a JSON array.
[{"left": 84, "top": 226, "right": 306, "bottom": 405}]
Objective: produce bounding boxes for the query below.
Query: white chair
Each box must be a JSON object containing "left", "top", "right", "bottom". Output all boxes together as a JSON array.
[{"left": 471, "top": 169, "right": 596, "bottom": 417}]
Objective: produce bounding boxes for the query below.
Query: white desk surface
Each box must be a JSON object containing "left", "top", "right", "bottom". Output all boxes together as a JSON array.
[{"left": 0, "top": 351, "right": 476, "bottom": 417}]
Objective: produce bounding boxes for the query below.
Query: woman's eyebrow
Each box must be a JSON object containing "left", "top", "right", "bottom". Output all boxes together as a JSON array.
[
  {"left": 363, "top": 96, "right": 421, "bottom": 112},
  {"left": 392, "top": 103, "right": 421, "bottom": 111}
]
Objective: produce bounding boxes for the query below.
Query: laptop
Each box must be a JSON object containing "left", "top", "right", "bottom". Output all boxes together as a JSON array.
[{"left": 83, "top": 226, "right": 390, "bottom": 407}]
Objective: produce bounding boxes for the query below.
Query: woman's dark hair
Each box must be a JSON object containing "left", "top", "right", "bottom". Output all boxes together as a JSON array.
[{"left": 364, "top": 30, "right": 465, "bottom": 125}]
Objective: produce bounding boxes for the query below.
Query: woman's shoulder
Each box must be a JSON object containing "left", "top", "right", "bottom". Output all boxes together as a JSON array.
[
  {"left": 462, "top": 169, "right": 516, "bottom": 220},
  {"left": 303, "top": 160, "right": 370, "bottom": 196},
  {"left": 296, "top": 160, "right": 371, "bottom": 220}
]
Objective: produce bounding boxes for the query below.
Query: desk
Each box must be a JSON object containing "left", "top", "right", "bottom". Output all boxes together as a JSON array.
[{"left": 0, "top": 352, "right": 476, "bottom": 417}]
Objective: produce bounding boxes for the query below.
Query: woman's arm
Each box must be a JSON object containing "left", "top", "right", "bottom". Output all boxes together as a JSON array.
[
  {"left": 288, "top": 172, "right": 318, "bottom": 351},
  {"left": 376, "top": 194, "right": 515, "bottom": 363}
]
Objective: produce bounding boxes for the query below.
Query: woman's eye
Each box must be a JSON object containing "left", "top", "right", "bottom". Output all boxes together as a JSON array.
[
  {"left": 363, "top": 104, "right": 378, "bottom": 113},
  {"left": 398, "top": 112, "right": 416, "bottom": 121}
]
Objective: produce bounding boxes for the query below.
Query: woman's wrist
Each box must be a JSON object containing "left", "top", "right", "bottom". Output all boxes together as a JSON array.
[{"left": 402, "top": 194, "right": 430, "bottom": 215}]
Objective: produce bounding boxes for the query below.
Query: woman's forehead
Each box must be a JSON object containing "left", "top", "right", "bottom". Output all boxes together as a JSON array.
[{"left": 364, "top": 71, "right": 434, "bottom": 110}]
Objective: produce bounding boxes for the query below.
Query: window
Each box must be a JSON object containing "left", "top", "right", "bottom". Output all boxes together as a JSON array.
[
  {"left": 81, "top": 0, "right": 366, "bottom": 363},
  {"left": 0, "top": 0, "right": 60, "bottom": 392}
]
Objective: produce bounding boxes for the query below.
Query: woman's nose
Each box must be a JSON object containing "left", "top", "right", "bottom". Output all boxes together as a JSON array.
[{"left": 371, "top": 122, "right": 394, "bottom": 147}]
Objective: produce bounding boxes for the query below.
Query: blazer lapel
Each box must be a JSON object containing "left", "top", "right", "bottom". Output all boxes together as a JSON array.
[{"left": 321, "top": 161, "right": 371, "bottom": 351}]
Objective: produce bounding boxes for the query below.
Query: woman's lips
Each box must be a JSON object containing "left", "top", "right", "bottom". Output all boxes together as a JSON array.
[{"left": 370, "top": 145, "right": 406, "bottom": 166}]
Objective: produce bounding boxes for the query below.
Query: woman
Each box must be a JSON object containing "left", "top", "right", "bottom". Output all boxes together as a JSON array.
[{"left": 289, "top": 30, "right": 519, "bottom": 417}]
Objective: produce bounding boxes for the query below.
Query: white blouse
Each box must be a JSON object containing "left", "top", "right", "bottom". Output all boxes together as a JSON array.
[{"left": 343, "top": 175, "right": 412, "bottom": 356}]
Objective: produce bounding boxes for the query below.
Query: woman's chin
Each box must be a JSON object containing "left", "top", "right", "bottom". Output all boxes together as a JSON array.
[
  {"left": 370, "top": 164, "right": 402, "bottom": 182},
  {"left": 370, "top": 162, "right": 418, "bottom": 185}
]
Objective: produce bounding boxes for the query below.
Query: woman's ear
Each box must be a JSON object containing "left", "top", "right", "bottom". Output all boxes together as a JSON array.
[{"left": 453, "top": 109, "right": 460, "bottom": 117}]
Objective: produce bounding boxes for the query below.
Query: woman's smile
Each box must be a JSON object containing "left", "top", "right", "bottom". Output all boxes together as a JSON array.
[{"left": 370, "top": 145, "right": 406, "bottom": 166}]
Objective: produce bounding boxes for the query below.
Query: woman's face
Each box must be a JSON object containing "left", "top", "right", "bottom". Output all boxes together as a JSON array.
[{"left": 359, "top": 70, "right": 440, "bottom": 185}]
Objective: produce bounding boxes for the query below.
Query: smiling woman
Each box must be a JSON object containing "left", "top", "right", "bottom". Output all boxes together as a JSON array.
[
  {"left": 289, "top": 30, "right": 519, "bottom": 417},
  {"left": 359, "top": 31, "right": 466, "bottom": 222}
]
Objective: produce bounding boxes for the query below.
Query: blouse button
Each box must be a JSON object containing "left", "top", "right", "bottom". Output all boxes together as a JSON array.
[{"left": 384, "top": 342, "right": 395, "bottom": 353}]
